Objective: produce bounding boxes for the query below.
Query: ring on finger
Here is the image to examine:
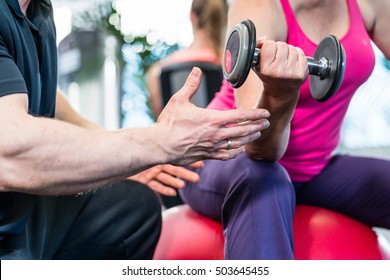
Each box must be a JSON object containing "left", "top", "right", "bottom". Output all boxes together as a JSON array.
[{"left": 226, "top": 139, "right": 232, "bottom": 150}]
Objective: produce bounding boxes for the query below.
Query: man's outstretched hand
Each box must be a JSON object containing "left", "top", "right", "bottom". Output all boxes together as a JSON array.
[{"left": 157, "top": 67, "right": 270, "bottom": 166}]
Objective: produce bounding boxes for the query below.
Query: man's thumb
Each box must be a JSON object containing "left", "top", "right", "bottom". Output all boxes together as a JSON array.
[{"left": 181, "top": 67, "right": 202, "bottom": 100}]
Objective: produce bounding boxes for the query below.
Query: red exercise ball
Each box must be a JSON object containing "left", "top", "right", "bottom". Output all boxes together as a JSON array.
[
  {"left": 153, "top": 204, "right": 389, "bottom": 260},
  {"left": 293, "top": 205, "right": 385, "bottom": 259},
  {"left": 154, "top": 205, "right": 224, "bottom": 260}
]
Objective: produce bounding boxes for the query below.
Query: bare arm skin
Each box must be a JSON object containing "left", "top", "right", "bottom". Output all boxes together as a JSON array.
[
  {"left": 358, "top": 0, "right": 390, "bottom": 59},
  {"left": 0, "top": 67, "right": 269, "bottom": 196},
  {"left": 228, "top": 0, "right": 308, "bottom": 161}
]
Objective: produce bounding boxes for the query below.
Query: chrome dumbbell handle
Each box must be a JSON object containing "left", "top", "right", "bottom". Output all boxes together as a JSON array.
[{"left": 252, "top": 49, "right": 331, "bottom": 80}]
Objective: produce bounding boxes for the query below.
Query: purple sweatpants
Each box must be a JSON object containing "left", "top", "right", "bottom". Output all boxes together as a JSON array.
[{"left": 180, "top": 153, "right": 390, "bottom": 259}]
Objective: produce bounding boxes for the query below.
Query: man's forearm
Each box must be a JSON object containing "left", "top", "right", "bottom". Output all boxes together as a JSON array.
[{"left": 0, "top": 114, "right": 166, "bottom": 196}]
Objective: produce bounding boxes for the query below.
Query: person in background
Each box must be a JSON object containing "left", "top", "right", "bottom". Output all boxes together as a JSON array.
[
  {"left": 180, "top": 0, "right": 390, "bottom": 259},
  {"left": 147, "top": 0, "right": 228, "bottom": 119},
  {"left": 0, "top": 0, "right": 270, "bottom": 259}
]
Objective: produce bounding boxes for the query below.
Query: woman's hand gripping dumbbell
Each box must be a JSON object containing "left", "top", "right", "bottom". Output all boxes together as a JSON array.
[{"left": 223, "top": 19, "right": 346, "bottom": 102}]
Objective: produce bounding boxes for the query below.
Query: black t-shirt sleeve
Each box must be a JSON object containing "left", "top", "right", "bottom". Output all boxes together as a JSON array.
[{"left": 0, "top": 35, "right": 28, "bottom": 97}]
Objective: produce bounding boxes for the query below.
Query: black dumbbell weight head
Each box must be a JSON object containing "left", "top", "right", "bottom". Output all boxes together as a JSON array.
[
  {"left": 222, "top": 19, "right": 256, "bottom": 88},
  {"left": 309, "top": 35, "right": 346, "bottom": 102}
]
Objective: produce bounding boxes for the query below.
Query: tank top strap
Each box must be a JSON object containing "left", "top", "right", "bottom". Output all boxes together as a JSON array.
[
  {"left": 345, "top": 0, "right": 368, "bottom": 34},
  {"left": 279, "top": 0, "right": 302, "bottom": 36},
  {"left": 279, "top": 0, "right": 317, "bottom": 52}
]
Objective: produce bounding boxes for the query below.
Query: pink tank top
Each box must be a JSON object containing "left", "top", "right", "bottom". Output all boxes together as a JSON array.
[{"left": 208, "top": 0, "right": 375, "bottom": 182}]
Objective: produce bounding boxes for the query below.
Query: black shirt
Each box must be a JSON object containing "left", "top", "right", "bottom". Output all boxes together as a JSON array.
[
  {"left": 0, "top": 0, "right": 57, "bottom": 116},
  {"left": 0, "top": 0, "right": 57, "bottom": 239}
]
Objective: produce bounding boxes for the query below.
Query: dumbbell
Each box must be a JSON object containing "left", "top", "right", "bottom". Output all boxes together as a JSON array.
[{"left": 222, "top": 19, "right": 346, "bottom": 102}]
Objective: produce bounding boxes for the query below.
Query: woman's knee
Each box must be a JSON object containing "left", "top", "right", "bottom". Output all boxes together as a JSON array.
[
  {"left": 223, "top": 159, "right": 295, "bottom": 215},
  {"left": 237, "top": 158, "right": 294, "bottom": 197}
]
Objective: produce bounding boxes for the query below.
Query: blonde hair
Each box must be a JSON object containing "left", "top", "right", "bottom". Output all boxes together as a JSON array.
[{"left": 191, "top": 0, "right": 228, "bottom": 58}]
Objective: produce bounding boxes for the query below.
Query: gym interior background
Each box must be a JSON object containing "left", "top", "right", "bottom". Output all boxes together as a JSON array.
[{"left": 51, "top": 0, "right": 390, "bottom": 245}]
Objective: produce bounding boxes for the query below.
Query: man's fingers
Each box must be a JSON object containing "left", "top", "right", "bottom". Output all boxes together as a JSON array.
[
  {"left": 148, "top": 180, "right": 177, "bottom": 196},
  {"left": 207, "top": 148, "right": 244, "bottom": 161},
  {"left": 188, "top": 161, "right": 204, "bottom": 168},
  {"left": 218, "top": 118, "right": 270, "bottom": 145},
  {"left": 214, "top": 108, "right": 270, "bottom": 126},
  {"left": 162, "top": 164, "right": 200, "bottom": 183},
  {"left": 156, "top": 172, "right": 185, "bottom": 189}
]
